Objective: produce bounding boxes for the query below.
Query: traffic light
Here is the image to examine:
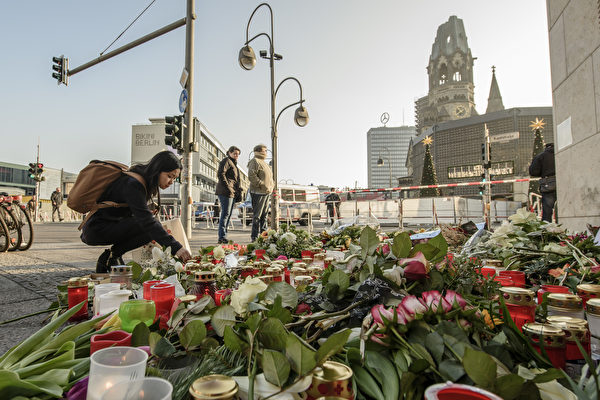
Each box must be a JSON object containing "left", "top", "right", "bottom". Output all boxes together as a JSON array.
[
  {"left": 481, "top": 143, "right": 485, "bottom": 161},
  {"left": 479, "top": 174, "right": 486, "bottom": 195},
  {"left": 164, "top": 115, "right": 183, "bottom": 153},
  {"left": 51, "top": 55, "right": 68, "bottom": 85},
  {"left": 36, "top": 163, "right": 44, "bottom": 176},
  {"left": 28, "top": 163, "right": 36, "bottom": 179}
]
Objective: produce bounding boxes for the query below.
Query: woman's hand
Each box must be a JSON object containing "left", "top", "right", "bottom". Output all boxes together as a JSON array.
[{"left": 176, "top": 247, "right": 192, "bottom": 262}]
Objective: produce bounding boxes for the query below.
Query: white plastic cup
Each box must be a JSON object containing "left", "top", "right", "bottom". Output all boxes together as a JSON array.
[
  {"left": 100, "top": 377, "right": 173, "bottom": 400},
  {"left": 98, "top": 290, "right": 132, "bottom": 316},
  {"left": 93, "top": 283, "right": 121, "bottom": 316},
  {"left": 87, "top": 347, "right": 148, "bottom": 400}
]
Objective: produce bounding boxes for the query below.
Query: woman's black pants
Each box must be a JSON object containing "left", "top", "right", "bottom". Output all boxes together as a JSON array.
[{"left": 81, "top": 216, "right": 152, "bottom": 257}]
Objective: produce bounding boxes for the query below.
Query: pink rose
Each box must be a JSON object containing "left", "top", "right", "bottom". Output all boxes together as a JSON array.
[
  {"left": 400, "top": 295, "right": 428, "bottom": 316},
  {"left": 276, "top": 255, "right": 288, "bottom": 261},
  {"left": 444, "top": 290, "right": 467, "bottom": 309},
  {"left": 395, "top": 305, "right": 412, "bottom": 324},
  {"left": 400, "top": 252, "right": 429, "bottom": 281},
  {"left": 371, "top": 304, "right": 394, "bottom": 325},
  {"left": 381, "top": 244, "right": 390, "bottom": 256},
  {"left": 422, "top": 290, "right": 451, "bottom": 313}
]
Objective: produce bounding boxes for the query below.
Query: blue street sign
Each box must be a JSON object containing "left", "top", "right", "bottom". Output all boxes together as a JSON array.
[{"left": 179, "top": 89, "right": 188, "bottom": 113}]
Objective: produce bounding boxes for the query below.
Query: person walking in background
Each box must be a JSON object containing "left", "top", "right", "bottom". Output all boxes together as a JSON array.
[
  {"left": 247, "top": 144, "right": 273, "bottom": 241},
  {"left": 325, "top": 188, "right": 341, "bottom": 225},
  {"left": 51, "top": 187, "right": 64, "bottom": 222},
  {"left": 215, "top": 146, "right": 242, "bottom": 244},
  {"left": 27, "top": 196, "right": 36, "bottom": 215},
  {"left": 529, "top": 142, "right": 556, "bottom": 222},
  {"left": 81, "top": 151, "right": 192, "bottom": 272}
]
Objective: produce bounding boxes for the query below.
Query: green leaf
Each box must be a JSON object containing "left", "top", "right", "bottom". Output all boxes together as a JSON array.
[
  {"left": 264, "top": 282, "right": 298, "bottom": 309},
  {"left": 410, "top": 342, "right": 436, "bottom": 368},
  {"left": 315, "top": 329, "right": 351, "bottom": 365},
  {"left": 427, "top": 232, "right": 448, "bottom": 262},
  {"left": 179, "top": 320, "right": 207, "bottom": 351},
  {"left": 360, "top": 226, "right": 380, "bottom": 258},
  {"left": 352, "top": 364, "right": 385, "bottom": 400},
  {"left": 328, "top": 270, "right": 350, "bottom": 294},
  {"left": 427, "top": 269, "right": 445, "bottom": 291},
  {"left": 408, "top": 358, "right": 429, "bottom": 373},
  {"left": 148, "top": 332, "right": 162, "bottom": 352},
  {"left": 462, "top": 347, "right": 496, "bottom": 390},
  {"left": 139, "top": 269, "right": 154, "bottom": 283},
  {"left": 188, "top": 295, "right": 213, "bottom": 314},
  {"left": 392, "top": 350, "right": 409, "bottom": 373},
  {"left": 258, "top": 318, "right": 288, "bottom": 351},
  {"left": 494, "top": 373, "right": 525, "bottom": 400},
  {"left": 167, "top": 303, "right": 187, "bottom": 329},
  {"left": 424, "top": 332, "right": 444, "bottom": 363},
  {"left": 261, "top": 349, "right": 291, "bottom": 387},
  {"left": 246, "top": 313, "right": 262, "bottom": 333},
  {"left": 410, "top": 243, "right": 440, "bottom": 260},
  {"left": 266, "top": 295, "right": 292, "bottom": 324},
  {"left": 0, "top": 370, "right": 64, "bottom": 399},
  {"left": 152, "top": 337, "right": 176, "bottom": 358},
  {"left": 131, "top": 262, "right": 142, "bottom": 280},
  {"left": 211, "top": 305, "right": 237, "bottom": 337},
  {"left": 224, "top": 326, "right": 247, "bottom": 353},
  {"left": 285, "top": 333, "right": 316, "bottom": 375},
  {"left": 532, "top": 368, "right": 565, "bottom": 383},
  {"left": 247, "top": 302, "right": 269, "bottom": 312},
  {"left": 392, "top": 232, "right": 412, "bottom": 258},
  {"left": 438, "top": 359, "right": 465, "bottom": 382},
  {"left": 13, "top": 342, "right": 75, "bottom": 379},
  {"left": 365, "top": 351, "right": 400, "bottom": 400}
]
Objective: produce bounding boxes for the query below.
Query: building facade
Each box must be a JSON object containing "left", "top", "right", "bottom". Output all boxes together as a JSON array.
[
  {"left": 367, "top": 126, "right": 416, "bottom": 188},
  {"left": 407, "top": 107, "right": 553, "bottom": 199},
  {"left": 415, "top": 15, "right": 477, "bottom": 133},
  {"left": 546, "top": 0, "right": 600, "bottom": 231},
  {"left": 131, "top": 118, "right": 248, "bottom": 204}
]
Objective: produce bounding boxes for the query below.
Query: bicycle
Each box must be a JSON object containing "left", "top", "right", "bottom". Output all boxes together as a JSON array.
[
  {"left": 10, "top": 195, "right": 34, "bottom": 251},
  {"left": 0, "top": 194, "right": 23, "bottom": 251},
  {"left": 0, "top": 209, "right": 9, "bottom": 252}
]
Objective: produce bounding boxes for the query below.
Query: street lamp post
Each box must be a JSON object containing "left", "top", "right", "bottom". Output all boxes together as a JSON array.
[
  {"left": 377, "top": 147, "right": 393, "bottom": 188},
  {"left": 239, "top": 4, "right": 308, "bottom": 230}
]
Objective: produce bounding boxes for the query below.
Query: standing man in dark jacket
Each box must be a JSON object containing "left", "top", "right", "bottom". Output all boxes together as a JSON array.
[
  {"left": 325, "top": 188, "right": 341, "bottom": 225},
  {"left": 247, "top": 144, "right": 274, "bottom": 241},
  {"left": 51, "top": 187, "right": 64, "bottom": 222},
  {"left": 529, "top": 143, "right": 556, "bottom": 222},
  {"left": 215, "top": 146, "right": 241, "bottom": 243}
]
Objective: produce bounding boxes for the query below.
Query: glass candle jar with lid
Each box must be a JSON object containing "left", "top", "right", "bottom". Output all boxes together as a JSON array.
[
  {"left": 110, "top": 265, "right": 133, "bottom": 289},
  {"left": 324, "top": 257, "right": 335, "bottom": 269},
  {"left": 143, "top": 280, "right": 163, "bottom": 300},
  {"left": 150, "top": 282, "right": 175, "bottom": 330},
  {"left": 258, "top": 275, "right": 274, "bottom": 285},
  {"left": 577, "top": 284, "right": 600, "bottom": 308},
  {"left": 547, "top": 293, "right": 584, "bottom": 319},
  {"left": 500, "top": 287, "right": 535, "bottom": 331},
  {"left": 191, "top": 271, "right": 216, "bottom": 301},
  {"left": 305, "top": 361, "right": 354, "bottom": 400},
  {"left": 522, "top": 323, "right": 566, "bottom": 369},
  {"left": 266, "top": 266, "right": 283, "bottom": 282},
  {"left": 585, "top": 298, "right": 600, "bottom": 360},
  {"left": 537, "top": 284, "right": 570, "bottom": 304},
  {"left": 290, "top": 265, "right": 307, "bottom": 286},
  {"left": 498, "top": 270, "right": 526, "bottom": 288},
  {"left": 67, "top": 277, "right": 90, "bottom": 322},
  {"left": 493, "top": 275, "right": 514, "bottom": 287},
  {"left": 189, "top": 374, "right": 238, "bottom": 400},
  {"left": 294, "top": 276, "right": 312, "bottom": 291},
  {"left": 185, "top": 262, "right": 202, "bottom": 275},
  {"left": 547, "top": 316, "right": 590, "bottom": 378}
]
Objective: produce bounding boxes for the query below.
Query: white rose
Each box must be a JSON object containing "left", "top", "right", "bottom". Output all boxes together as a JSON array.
[
  {"left": 229, "top": 277, "right": 268, "bottom": 314},
  {"left": 383, "top": 265, "right": 405, "bottom": 285},
  {"left": 174, "top": 262, "right": 184, "bottom": 273},
  {"left": 213, "top": 245, "right": 225, "bottom": 260}
]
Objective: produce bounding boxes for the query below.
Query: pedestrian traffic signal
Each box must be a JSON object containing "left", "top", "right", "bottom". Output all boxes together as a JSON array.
[
  {"left": 36, "top": 163, "right": 44, "bottom": 175},
  {"left": 164, "top": 115, "right": 183, "bottom": 153},
  {"left": 51, "top": 55, "right": 68, "bottom": 85},
  {"left": 28, "top": 163, "right": 36, "bottom": 179}
]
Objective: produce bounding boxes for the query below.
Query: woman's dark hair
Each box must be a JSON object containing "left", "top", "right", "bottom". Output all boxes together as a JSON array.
[
  {"left": 129, "top": 151, "right": 182, "bottom": 199},
  {"left": 227, "top": 146, "right": 241, "bottom": 155}
]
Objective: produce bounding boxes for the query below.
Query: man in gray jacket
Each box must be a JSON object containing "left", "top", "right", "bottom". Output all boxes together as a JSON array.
[
  {"left": 247, "top": 144, "right": 274, "bottom": 241},
  {"left": 51, "top": 187, "right": 64, "bottom": 222}
]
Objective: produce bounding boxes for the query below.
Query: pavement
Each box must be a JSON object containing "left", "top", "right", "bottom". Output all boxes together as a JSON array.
[{"left": 0, "top": 220, "right": 334, "bottom": 354}]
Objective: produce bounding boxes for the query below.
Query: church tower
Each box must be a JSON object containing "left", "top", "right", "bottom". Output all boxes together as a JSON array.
[
  {"left": 415, "top": 16, "right": 476, "bottom": 133},
  {"left": 486, "top": 66, "right": 505, "bottom": 113}
]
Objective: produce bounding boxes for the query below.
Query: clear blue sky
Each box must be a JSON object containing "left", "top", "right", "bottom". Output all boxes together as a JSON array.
[{"left": 0, "top": 0, "right": 551, "bottom": 188}]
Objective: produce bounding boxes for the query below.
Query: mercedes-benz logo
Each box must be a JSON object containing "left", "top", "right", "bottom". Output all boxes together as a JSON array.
[{"left": 380, "top": 112, "right": 390, "bottom": 126}]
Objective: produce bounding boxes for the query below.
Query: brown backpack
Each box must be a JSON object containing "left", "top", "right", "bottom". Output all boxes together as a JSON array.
[{"left": 67, "top": 160, "right": 146, "bottom": 229}]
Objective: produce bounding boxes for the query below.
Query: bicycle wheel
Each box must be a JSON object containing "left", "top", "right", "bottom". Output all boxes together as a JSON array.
[
  {"left": 0, "top": 206, "right": 22, "bottom": 251},
  {"left": 14, "top": 204, "right": 34, "bottom": 251},
  {"left": 0, "top": 213, "right": 9, "bottom": 252}
]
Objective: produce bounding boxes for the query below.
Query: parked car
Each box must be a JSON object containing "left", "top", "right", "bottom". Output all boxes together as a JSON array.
[
  {"left": 238, "top": 184, "right": 321, "bottom": 226},
  {"left": 194, "top": 202, "right": 219, "bottom": 222}
]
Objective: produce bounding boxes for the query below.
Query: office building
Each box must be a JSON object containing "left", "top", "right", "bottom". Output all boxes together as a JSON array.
[{"left": 367, "top": 126, "right": 416, "bottom": 188}]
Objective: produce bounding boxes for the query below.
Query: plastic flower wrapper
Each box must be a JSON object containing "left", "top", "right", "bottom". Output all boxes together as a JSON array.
[
  {"left": 542, "top": 242, "right": 570, "bottom": 255},
  {"left": 230, "top": 276, "right": 268, "bottom": 314},
  {"left": 382, "top": 265, "right": 405, "bottom": 285},
  {"left": 280, "top": 231, "right": 297, "bottom": 244},
  {"left": 509, "top": 207, "right": 538, "bottom": 224},
  {"left": 213, "top": 245, "right": 225, "bottom": 260},
  {"left": 233, "top": 373, "right": 312, "bottom": 400},
  {"left": 541, "top": 222, "right": 565, "bottom": 234}
]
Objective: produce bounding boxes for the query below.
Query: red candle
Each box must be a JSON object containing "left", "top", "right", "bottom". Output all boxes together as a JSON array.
[
  {"left": 90, "top": 330, "right": 132, "bottom": 355},
  {"left": 215, "top": 289, "right": 232, "bottom": 306},
  {"left": 190, "top": 271, "right": 216, "bottom": 301},
  {"left": 150, "top": 282, "right": 175, "bottom": 330},
  {"left": 67, "top": 277, "right": 89, "bottom": 322},
  {"left": 537, "top": 284, "right": 570, "bottom": 304},
  {"left": 301, "top": 250, "right": 314, "bottom": 259},
  {"left": 255, "top": 249, "right": 266, "bottom": 260},
  {"left": 478, "top": 267, "right": 496, "bottom": 278},
  {"left": 493, "top": 276, "right": 514, "bottom": 287},
  {"left": 500, "top": 287, "right": 535, "bottom": 331},
  {"left": 523, "top": 323, "right": 566, "bottom": 369},
  {"left": 143, "top": 280, "right": 163, "bottom": 300},
  {"left": 498, "top": 271, "right": 526, "bottom": 288}
]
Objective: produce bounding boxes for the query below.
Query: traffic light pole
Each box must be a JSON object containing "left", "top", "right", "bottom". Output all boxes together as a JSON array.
[
  {"left": 34, "top": 143, "right": 40, "bottom": 223},
  {"left": 483, "top": 124, "right": 491, "bottom": 228},
  {"left": 181, "top": 0, "right": 195, "bottom": 239}
]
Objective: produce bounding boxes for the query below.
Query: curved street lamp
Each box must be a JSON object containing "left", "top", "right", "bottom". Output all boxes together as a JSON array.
[{"left": 239, "top": 3, "right": 308, "bottom": 229}]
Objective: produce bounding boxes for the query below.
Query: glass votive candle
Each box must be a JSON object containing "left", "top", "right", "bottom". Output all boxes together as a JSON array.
[
  {"left": 185, "top": 262, "right": 202, "bottom": 275},
  {"left": 522, "top": 323, "right": 566, "bottom": 369},
  {"left": 577, "top": 284, "right": 600, "bottom": 308},
  {"left": 119, "top": 300, "right": 156, "bottom": 333},
  {"left": 305, "top": 361, "right": 354, "bottom": 400},
  {"left": 90, "top": 330, "right": 132, "bottom": 355},
  {"left": 240, "top": 266, "right": 258, "bottom": 279},
  {"left": 290, "top": 266, "right": 307, "bottom": 286},
  {"left": 547, "top": 293, "right": 585, "bottom": 319},
  {"left": 254, "top": 249, "right": 266, "bottom": 260},
  {"left": 87, "top": 346, "right": 148, "bottom": 400},
  {"left": 478, "top": 267, "right": 496, "bottom": 279},
  {"left": 547, "top": 316, "right": 590, "bottom": 378},
  {"left": 150, "top": 283, "right": 175, "bottom": 330},
  {"left": 301, "top": 250, "right": 314, "bottom": 259},
  {"left": 101, "top": 377, "right": 173, "bottom": 400},
  {"left": 68, "top": 277, "right": 90, "bottom": 322},
  {"left": 424, "top": 382, "right": 503, "bottom": 400},
  {"left": 266, "top": 266, "right": 283, "bottom": 282},
  {"left": 537, "top": 284, "right": 571, "bottom": 304},
  {"left": 294, "top": 276, "right": 312, "bottom": 291},
  {"left": 500, "top": 287, "right": 535, "bottom": 331},
  {"left": 190, "top": 271, "right": 216, "bottom": 301},
  {"left": 307, "top": 266, "right": 323, "bottom": 279},
  {"left": 324, "top": 257, "right": 334, "bottom": 269},
  {"left": 215, "top": 289, "right": 232, "bottom": 306},
  {"left": 189, "top": 374, "right": 238, "bottom": 400},
  {"left": 98, "top": 290, "right": 132, "bottom": 316},
  {"left": 94, "top": 283, "right": 121, "bottom": 317},
  {"left": 110, "top": 265, "right": 133, "bottom": 290},
  {"left": 498, "top": 271, "right": 526, "bottom": 288},
  {"left": 493, "top": 276, "right": 514, "bottom": 287},
  {"left": 143, "top": 280, "right": 163, "bottom": 300},
  {"left": 585, "top": 298, "right": 600, "bottom": 360}
]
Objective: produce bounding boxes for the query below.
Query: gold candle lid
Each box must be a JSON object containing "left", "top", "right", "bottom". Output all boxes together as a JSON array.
[
  {"left": 189, "top": 374, "right": 238, "bottom": 400},
  {"left": 547, "top": 293, "right": 583, "bottom": 310},
  {"left": 308, "top": 266, "right": 323, "bottom": 274},
  {"left": 483, "top": 259, "right": 503, "bottom": 268},
  {"left": 586, "top": 298, "right": 600, "bottom": 315},
  {"left": 258, "top": 275, "right": 274, "bottom": 284},
  {"left": 186, "top": 263, "right": 202, "bottom": 272},
  {"left": 547, "top": 316, "right": 589, "bottom": 342},
  {"left": 302, "top": 257, "right": 313, "bottom": 263},
  {"left": 293, "top": 262, "right": 307, "bottom": 268},
  {"left": 178, "top": 294, "right": 198, "bottom": 303},
  {"left": 110, "top": 265, "right": 132, "bottom": 274},
  {"left": 194, "top": 271, "right": 216, "bottom": 282},
  {"left": 67, "top": 277, "right": 89, "bottom": 288},
  {"left": 522, "top": 323, "right": 566, "bottom": 347},
  {"left": 266, "top": 266, "right": 282, "bottom": 274},
  {"left": 313, "top": 253, "right": 326, "bottom": 261},
  {"left": 295, "top": 276, "right": 312, "bottom": 285},
  {"left": 500, "top": 287, "right": 535, "bottom": 306},
  {"left": 577, "top": 284, "right": 600, "bottom": 295},
  {"left": 201, "top": 262, "right": 214, "bottom": 269},
  {"left": 324, "top": 257, "right": 335, "bottom": 263},
  {"left": 291, "top": 266, "right": 307, "bottom": 273},
  {"left": 313, "top": 361, "right": 353, "bottom": 381}
]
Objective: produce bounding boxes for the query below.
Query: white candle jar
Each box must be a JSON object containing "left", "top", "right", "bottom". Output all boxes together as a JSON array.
[
  {"left": 93, "top": 283, "right": 121, "bottom": 316},
  {"left": 87, "top": 346, "right": 148, "bottom": 400},
  {"left": 100, "top": 377, "right": 172, "bottom": 400},
  {"left": 586, "top": 298, "right": 600, "bottom": 359}
]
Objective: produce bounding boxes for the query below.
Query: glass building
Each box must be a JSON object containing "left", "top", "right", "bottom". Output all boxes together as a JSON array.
[{"left": 367, "top": 126, "right": 416, "bottom": 188}]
